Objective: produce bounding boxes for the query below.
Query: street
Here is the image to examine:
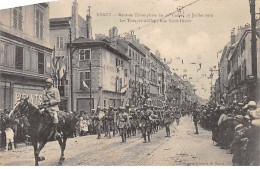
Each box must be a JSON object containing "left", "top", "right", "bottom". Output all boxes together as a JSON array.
[{"left": 0, "top": 116, "right": 232, "bottom": 166}]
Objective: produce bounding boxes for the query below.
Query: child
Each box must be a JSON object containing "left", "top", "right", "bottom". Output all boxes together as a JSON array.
[{"left": 5, "top": 124, "right": 15, "bottom": 151}]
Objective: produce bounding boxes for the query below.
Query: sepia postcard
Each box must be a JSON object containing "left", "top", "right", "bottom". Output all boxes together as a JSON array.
[{"left": 0, "top": 0, "right": 260, "bottom": 166}]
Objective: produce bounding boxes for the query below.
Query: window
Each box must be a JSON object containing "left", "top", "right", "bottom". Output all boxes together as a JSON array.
[
  {"left": 124, "top": 69, "right": 127, "bottom": 77},
  {"left": 79, "top": 49, "right": 91, "bottom": 61},
  {"left": 15, "top": 46, "right": 23, "bottom": 70},
  {"left": 116, "top": 58, "right": 118, "bottom": 67},
  {"left": 0, "top": 42, "right": 7, "bottom": 64},
  {"left": 56, "top": 37, "right": 64, "bottom": 49},
  {"left": 129, "top": 49, "right": 131, "bottom": 57},
  {"left": 38, "top": 52, "right": 44, "bottom": 74},
  {"left": 36, "top": 9, "right": 44, "bottom": 39},
  {"left": 80, "top": 71, "right": 91, "bottom": 90},
  {"left": 13, "top": 7, "right": 23, "bottom": 30}
]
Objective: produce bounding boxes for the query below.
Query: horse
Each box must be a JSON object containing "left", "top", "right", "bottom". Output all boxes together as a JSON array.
[{"left": 8, "top": 98, "right": 78, "bottom": 166}]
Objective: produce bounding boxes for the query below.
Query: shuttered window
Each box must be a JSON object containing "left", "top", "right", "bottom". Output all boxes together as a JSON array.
[
  {"left": 12, "top": 7, "right": 23, "bottom": 31},
  {"left": 36, "top": 9, "right": 44, "bottom": 39},
  {"left": 38, "top": 52, "right": 44, "bottom": 74},
  {"left": 15, "top": 46, "right": 23, "bottom": 70}
]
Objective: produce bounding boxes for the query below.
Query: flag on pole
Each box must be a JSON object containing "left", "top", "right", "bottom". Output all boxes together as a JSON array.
[
  {"left": 58, "top": 57, "right": 66, "bottom": 80},
  {"left": 82, "top": 80, "right": 89, "bottom": 89},
  {"left": 121, "top": 84, "right": 128, "bottom": 93}
]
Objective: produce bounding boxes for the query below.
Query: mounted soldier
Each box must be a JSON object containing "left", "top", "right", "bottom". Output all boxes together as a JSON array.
[{"left": 41, "top": 78, "right": 61, "bottom": 139}]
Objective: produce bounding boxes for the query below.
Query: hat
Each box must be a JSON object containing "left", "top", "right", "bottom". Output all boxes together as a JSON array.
[
  {"left": 243, "top": 104, "right": 248, "bottom": 110},
  {"left": 46, "top": 78, "right": 53, "bottom": 84},
  {"left": 248, "top": 101, "right": 257, "bottom": 108},
  {"left": 97, "top": 106, "right": 101, "bottom": 109},
  {"left": 234, "top": 115, "right": 244, "bottom": 122},
  {"left": 220, "top": 106, "right": 225, "bottom": 111},
  {"left": 250, "top": 108, "right": 260, "bottom": 120},
  {"left": 235, "top": 124, "right": 243, "bottom": 131},
  {"left": 238, "top": 102, "right": 244, "bottom": 106}
]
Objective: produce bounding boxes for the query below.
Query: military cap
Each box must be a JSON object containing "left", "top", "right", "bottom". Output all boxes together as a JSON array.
[{"left": 45, "top": 78, "right": 53, "bottom": 84}]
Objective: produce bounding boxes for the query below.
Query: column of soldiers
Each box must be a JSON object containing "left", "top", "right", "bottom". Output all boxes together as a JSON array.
[
  {"left": 88, "top": 104, "right": 182, "bottom": 143},
  {"left": 191, "top": 100, "right": 260, "bottom": 166}
]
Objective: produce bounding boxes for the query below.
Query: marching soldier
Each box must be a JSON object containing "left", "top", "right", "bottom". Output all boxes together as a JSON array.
[
  {"left": 164, "top": 106, "right": 172, "bottom": 137},
  {"left": 192, "top": 108, "right": 200, "bottom": 134},
  {"left": 93, "top": 106, "right": 104, "bottom": 139},
  {"left": 141, "top": 104, "right": 152, "bottom": 143},
  {"left": 118, "top": 107, "right": 128, "bottom": 143}
]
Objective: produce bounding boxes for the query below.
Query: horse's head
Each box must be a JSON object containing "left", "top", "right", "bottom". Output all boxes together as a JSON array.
[{"left": 9, "top": 97, "right": 35, "bottom": 120}]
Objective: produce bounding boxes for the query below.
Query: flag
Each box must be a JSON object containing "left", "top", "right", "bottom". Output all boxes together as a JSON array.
[
  {"left": 58, "top": 57, "right": 66, "bottom": 80},
  {"left": 121, "top": 84, "right": 128, "bottom": 93},
  {"left": 82, "top": 80, "right": 89, "bottom": 89}
]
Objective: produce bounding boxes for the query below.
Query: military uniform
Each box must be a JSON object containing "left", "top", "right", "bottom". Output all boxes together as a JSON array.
[
  {"left": 42, "top": 78, "right": 61, "bottom": 139},
  {"left": 141, "top": 107, "right": 152, "bottom": 143},
  {"left": 192, "top": 109, "right": 200, "bottom": 134},
  {"left": 118, "top": 108, "right": 128, "bottom": 143},
  {"left": 164, "top": 109, "right": 172, "bottom": 137}
]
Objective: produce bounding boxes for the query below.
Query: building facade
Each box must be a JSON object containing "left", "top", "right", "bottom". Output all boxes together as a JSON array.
[{"left": 0, "top": 3, "right": 52, "bottom": 110}]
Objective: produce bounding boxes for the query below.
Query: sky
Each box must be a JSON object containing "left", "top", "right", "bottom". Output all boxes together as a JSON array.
[{"left": 2, "top": 0, "right": 258, "bottom": 100}]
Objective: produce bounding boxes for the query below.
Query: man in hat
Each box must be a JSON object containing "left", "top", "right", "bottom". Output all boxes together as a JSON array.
[
  {"left": 93, "top": 106, "right": 103, "bottom": 139},
  {"left": 118, "top": 107, "right": 128, "bottom": 143},
  {"left": 141, "top": 104, "right": 152, "bottom": 143},
  {"left": 192, "top": 108, "right": 200, "bottom": 134},
  {"left": 230, "top": 115, "right": 250, "bottom": 165},
  {"left": 164, "top": 106, "right": 172, "bottom": 137},
  {"left": 42, "top": 78, "right": 61, "bottom": 139}
]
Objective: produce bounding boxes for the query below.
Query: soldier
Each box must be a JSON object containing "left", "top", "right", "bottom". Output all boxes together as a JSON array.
[
  {"left": 192, "top": 108, "right": 200, "bottom": 134},
  {"left": 42, "top": 78, "right": 61, "bottom": 139},
  {"left": 141, "top": 105, "right": 152, "bottom": 143},
  {"left": 118, "top": 107, "right": 128, "bottom": 143},
  {"left": 164, "top": 106, "right": 172, "bottom": 137},
  {"left": 93, "top": 106, "right": 103, "bottom": 139}
]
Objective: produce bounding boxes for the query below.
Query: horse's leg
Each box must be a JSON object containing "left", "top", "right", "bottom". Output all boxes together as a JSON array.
[
  {"left": 60, "top": 135, "right": 67, "bottom": 162},
  {"left": 32, "top": 141, "right": 39, "bottom": 166},
  {"left": 36, "top": 141, "right": 47, "bottom": 161}
]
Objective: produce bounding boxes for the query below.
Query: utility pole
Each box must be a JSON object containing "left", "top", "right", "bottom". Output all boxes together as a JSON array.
[
  {"left": 69, "top": 28, "right": 74, "bottom": 111},
  {"left": 89, "top": 61, "right": 92, "bottom": 114},
  {"left": 249, "top": 0, "right": 258, "bottom": 102}
]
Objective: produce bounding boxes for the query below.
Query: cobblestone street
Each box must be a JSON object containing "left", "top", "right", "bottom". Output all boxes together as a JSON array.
[{"left": 0, "top": 116, "right": 232, "bottom": 166}]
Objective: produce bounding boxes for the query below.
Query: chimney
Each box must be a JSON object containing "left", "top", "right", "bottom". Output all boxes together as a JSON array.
[
  {"left": 86, "top": 6, "right": 93, "bottom": 39},
  {"left": 71, "top": 0, "right": 79, "bottom": 39},
  {"left": 109, "top": 27, "right": 118, "bottom": 39},
  {"left": 230, "top": 28, "right": 236, "bottom": 45}
]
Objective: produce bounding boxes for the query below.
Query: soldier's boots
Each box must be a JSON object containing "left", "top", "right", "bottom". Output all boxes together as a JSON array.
[{"left": 143, "top": 134, "right": 147, "bottom": 143}]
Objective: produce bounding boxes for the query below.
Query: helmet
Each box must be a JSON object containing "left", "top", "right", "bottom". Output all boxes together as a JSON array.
[{"left": 46, "top": 78, "right": 53, "bottom": 84}]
